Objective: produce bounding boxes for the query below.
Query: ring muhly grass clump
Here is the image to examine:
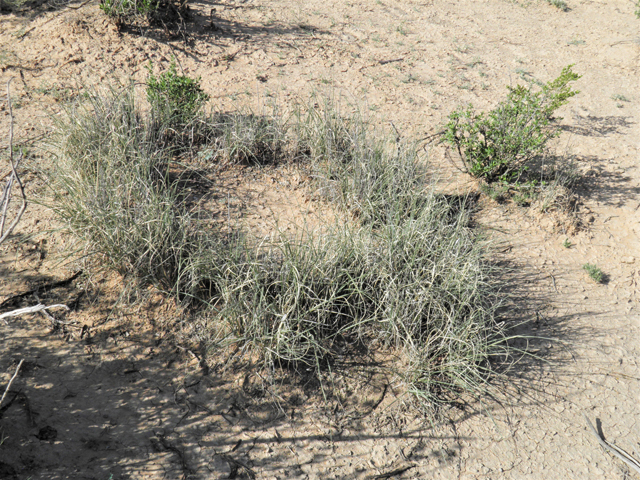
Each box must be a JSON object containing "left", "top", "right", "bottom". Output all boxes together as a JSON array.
[
  {"left": 47, "top": 84, "right": 510, "bottom": 409},
  {"left": 214, "top": 100, "right": 507, "bottom": 404}
]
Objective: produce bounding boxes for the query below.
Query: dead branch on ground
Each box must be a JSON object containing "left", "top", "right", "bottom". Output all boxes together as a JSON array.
[
  {"left": 0, "top": 359, "right": 23, "bottom": 408},
  {"left": 0, "top": 78, "right": 27, "bottom": 245},
  {"left": 0, "top": 304, "right": 70, "bottom": 324}
]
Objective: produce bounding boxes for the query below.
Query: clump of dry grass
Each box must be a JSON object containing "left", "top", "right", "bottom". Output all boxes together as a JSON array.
[{"left": 48, "top": 83, "right": 510, "bottom": 408}]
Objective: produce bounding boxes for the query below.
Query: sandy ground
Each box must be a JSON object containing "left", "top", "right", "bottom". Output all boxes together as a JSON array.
[{"left": 0, "top": 0, "right": 639, "bottom": 478}]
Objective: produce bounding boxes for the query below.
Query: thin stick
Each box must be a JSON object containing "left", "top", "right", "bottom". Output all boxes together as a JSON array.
[
  {"left": 0, "top": 78, "right": 27, "bottom": 245},
  {"left": 583, "top": 412, "right": 640, "bottom": 475},
  {"left": 0, "top": 359, "right": 23, "bottom": 408}
]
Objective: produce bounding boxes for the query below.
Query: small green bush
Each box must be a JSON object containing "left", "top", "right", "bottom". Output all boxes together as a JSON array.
[
  {"left": 583, "top": 263, "right": 604, "bottom": 283},
  {"left": 443, "top": 65, "right": 580, "bottom": 184},
  {"left": 147, "top": 62, "right": 209, "bottom": 124},
  {"left": 546, "top": 0, "right": 568, "bottom": 11},
  {"left": 100, "top": 0, "right": 158, "bottom": 19}
]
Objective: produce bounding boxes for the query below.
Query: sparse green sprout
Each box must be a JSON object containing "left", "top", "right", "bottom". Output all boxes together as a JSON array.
[
  {"left": 547, "top": 0, "right": 568, "bottom": 11},
  {"left": 146, "top": 61, "right": 209, "bottom": 124},
  {"left": 562, "top": 238, "right": 572, "bottom": 248},
  {"left": 611, "top": 94, "right": 630, "bottom": 102},
  {"left": 396, "top": 24, "right": 408, "bottom": 36},
  {"left": 443, "top": 65, "right": 581, "bottom": 184},
  {"left": 636, "top": 1, "right": 640, "bottom": 18},
  {"left": 583, "top": 263, "right": 604, "bottom": 283},
  {"left": 512, "top": 190, "right": 535, "bottom": 206}
]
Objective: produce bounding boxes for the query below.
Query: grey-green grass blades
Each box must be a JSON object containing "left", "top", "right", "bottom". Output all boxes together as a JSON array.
[{"left": 48, "top": 84, "right": 511, "bottom": 410}]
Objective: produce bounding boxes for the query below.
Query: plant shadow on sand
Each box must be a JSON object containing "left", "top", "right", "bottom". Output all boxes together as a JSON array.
[
  {"left": 0, "top": 248, "right": 609, "bottom": 480},
  {"left": 0, "top": 306, "right": 469, "bottom": 479},
  {"left": 113, "top": 0, "right": 331, "bottom": 58}
]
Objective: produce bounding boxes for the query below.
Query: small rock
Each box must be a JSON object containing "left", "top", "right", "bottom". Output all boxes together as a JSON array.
[{"left": 621, "top": 256, "right": 635, "bottom": 264}]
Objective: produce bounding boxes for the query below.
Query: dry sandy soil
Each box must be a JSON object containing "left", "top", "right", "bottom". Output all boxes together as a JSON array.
[{"left": 0, "top": 0, "right": 639, "bottom": 478}]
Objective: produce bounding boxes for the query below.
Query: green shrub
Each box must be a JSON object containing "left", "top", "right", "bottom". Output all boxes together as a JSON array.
[
  {"left": 147, "top": 62, "right": 209, "bottom": 124},
  {"left": 546, "top": 0, "right": 568, "bottom": 11},
  {"left": 583, "top": 263, "right": 604, "bottom": 283},
  {"left": 443, "top": 65, "right": 580, "bottom": 184},
  {"left": 100, "top": 0, "right": 158, "bottom": 19}
]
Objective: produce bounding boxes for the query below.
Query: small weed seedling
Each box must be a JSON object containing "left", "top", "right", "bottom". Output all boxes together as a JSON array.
[
  {"left": 547, "top": 0, "right": 568, "bottom": 11},
  {"left": 562, "top": 238, "right": 572, "bottom": 248},
  {"left": 611, "top": 94, "right": 630, "bottom": 109},
  {"left": 479, "top": 182, "right": 509, "bottom": 203},
  {"left": 583, "top": 263, "right": 604, "bottom": 283}
]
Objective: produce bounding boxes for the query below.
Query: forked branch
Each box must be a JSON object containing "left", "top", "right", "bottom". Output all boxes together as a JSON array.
[{"left": 0, "top": 78, "right": 27, "bottom": 245}]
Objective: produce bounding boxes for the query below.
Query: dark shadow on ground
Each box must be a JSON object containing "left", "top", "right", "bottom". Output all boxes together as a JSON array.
[
  {"left": 574, "top": 158, "right": 640, "bottom": 209},
  {"left": 0, "top": 0, "right": 77, "bottom": 18},
  {"left": 0, "top": 301, "right": 471, "bottom": 479},
  {"left": 115, "top": 0, "right": 331, "bottom": 59},
  {"left": 561, "top": 114, "right": 634, "bottom": 137},
  {"left": 483, "top": 252, "right": 611, "bottom": 415}
]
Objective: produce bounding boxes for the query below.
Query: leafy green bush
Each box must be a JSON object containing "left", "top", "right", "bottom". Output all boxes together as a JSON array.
[
  {"left": 99, "top": 0, "right": 188, "bottom": 29},
  {"left": 583, "top": 263, "right": 604, "bottom": 283},
  {"left": 147, "top": 61, "right": 209, "bottom": 125},
  {"left": 443, "top": 65, "right": 580, "bottom": 184},
  {"left": 99, "top": 0, "right": 158, "bottom": 19},
  {"left": 546, "top": 0, "right": 568, "bottom": 11}
]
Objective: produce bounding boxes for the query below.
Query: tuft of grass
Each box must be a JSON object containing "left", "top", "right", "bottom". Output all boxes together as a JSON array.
[
  {"left": 611, "top": 94, "right": 630, "bottom": 103},
  {"left": 480, "top": 182, "right": 509, "bottom": 203},
  {"left": 583, "top": 263, "right": 604, "bottom": 283},
  {"left": 536, "top": 158, "right": 579, "bottom": 213},
  {"left": 48, "top": 85, "right": 203, "bottom": 298},
  {"left": 100, "top": 0, "right": 158, "bottom": 18},
  {"left": 48, "top": 85, "right": 510, "bottom": 409}
]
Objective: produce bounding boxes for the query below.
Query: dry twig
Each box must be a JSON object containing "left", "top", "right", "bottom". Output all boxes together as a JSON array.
[
  {"left": 0, "top": 78, "right": 27, "bottom": 245},
  {"left": 0, "top": 304, "right": 69, "bottom": 323},
  {"left": 583, "top": 412, "right": 640, "bottom": 475},
  {"left": 0, "top": 359, "right": 23, "bottom": 408}
]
